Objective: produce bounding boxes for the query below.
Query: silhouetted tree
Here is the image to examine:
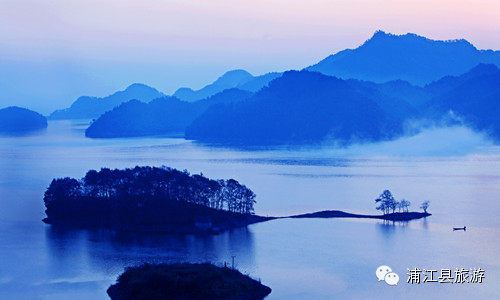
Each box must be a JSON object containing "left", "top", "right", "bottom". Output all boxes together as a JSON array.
[
  {"left": 44, "top": 177, "right": 82, "bottom": 220},
  {"left": 43, "top": 166, "right": 257, "bottom": 227},
  {"left": 420, "top": 200, "right": 430, "bottom": 213},
  {"left": 399, "top": 199, "right": 411, "bottom": 212},
  {"left": 375, "top": 190, "right": 396, "bottom": 215}
]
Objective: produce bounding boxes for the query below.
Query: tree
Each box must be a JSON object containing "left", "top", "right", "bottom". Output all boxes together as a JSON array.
[
  {"left": 392, "top": 200, "right": 399, "bottom": 213},
  {"left": 44, "top": 177, "right": 82, "bottom": 219},
  {"left": 399, "top": 199, "right": 411, "bottom": 212},
  {"left": 43, "top": 166, "right": 257, "bottom": 228},
  {"left": 420, "top": 201, "right": 430, "bottom": 213},
  {"left": 375, "top": 190, "right": 396, "bottom": 215}
]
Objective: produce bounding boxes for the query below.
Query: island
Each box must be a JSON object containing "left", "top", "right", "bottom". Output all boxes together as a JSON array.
[
  {"left": 42, "top": 168, "right": 431, "bottom": 233},
  {"left": 107, "top": 263, "right": 272, "bottom": 300},
  {"left": 290, "top": 189, "right": 431, "bottom": 221},
  {"left": 42, "top": 166, "right": 273, "bottom": 233},
  {"left": 290, "top": 210, "right": 431, "bottom": 221},
  {"left": 0, "top": 106, "right": 47, "bottom": 135}
]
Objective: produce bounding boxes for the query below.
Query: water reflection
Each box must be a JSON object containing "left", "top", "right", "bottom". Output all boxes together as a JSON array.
[
  {"left": 45, "top": 225, "right": 256, "bottom": 277},
  {"left": 0, "top": 127, "right": 47, "bottom": 137},
  {"left": 376, "top": 220, "right": 411, "bottom": 240},
  {"left": 421, "top": 216, "right": 429, "bottom": 230}
]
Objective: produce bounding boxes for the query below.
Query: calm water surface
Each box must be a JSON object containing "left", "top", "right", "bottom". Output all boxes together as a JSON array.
[{"left": 1, "top": 121, "right": 499, "bottom": 299}]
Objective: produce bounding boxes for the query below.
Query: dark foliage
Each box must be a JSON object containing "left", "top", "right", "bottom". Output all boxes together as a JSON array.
[
  {"left": 107, "top": 263, "right": 272, "bottom": 300},
  {"left": 43, "top": 166, "right": 257, "bottom": 229}
]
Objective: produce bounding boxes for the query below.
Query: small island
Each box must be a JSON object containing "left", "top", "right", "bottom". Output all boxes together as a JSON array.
[
  {"left": 0, "top": 106, "right": 47, "bottom": 135},
  {"left": 291, "top": 190, "right": 432, "bottom": 221},
  {"left": 290, "top": 210, "right": 431, "bottom": 221},
  {"left": 107, "top": 263, "right": 272, "bottom": 300},
  {"left": 43, "top": 166, "right": 272, "bottom": 233}
]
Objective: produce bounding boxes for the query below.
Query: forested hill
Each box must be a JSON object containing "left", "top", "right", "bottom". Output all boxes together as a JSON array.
[
  {"left": 43, "top": 166, "right": 268, "bottom": 232},
  {"left": 424, "top": 64, "right": 500, "bottom": 140},
  {"left": 0, "top": 106, "right": 47, "bottom": 134},
  {"left": 83, "top": 64, "right": 500, "bottom": 145},
  {"left": 185, "top": 70, "right": 403, "bottom": 145},
  {"left": 85, "top": 88, "right": 252, "bottom": 138}
]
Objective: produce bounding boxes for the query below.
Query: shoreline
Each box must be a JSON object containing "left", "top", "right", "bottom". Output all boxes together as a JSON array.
[
  {"left": 43, "top": 210, "right": 429, "bottom": 234},
  {"left": 42, "top": 214, "right": 276, "bottom": 235}
]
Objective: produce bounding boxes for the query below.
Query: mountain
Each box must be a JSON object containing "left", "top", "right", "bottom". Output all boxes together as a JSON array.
[
  {"left": 185, "top": 71, "right": 403, "bottom": 145},
  {"left": 49, "top": 83, "right": 164, "bottom": 120},
  {"left": 85, "top": 88, "right": 252, "bottom": 138},
  {"left": 424, "top": 64, "right": 500, "bottom": 140},
  {"left": 173, "top": 70, "right": 281, "bottom": 102},
  {"left": 85, "top": 64, "right": 500, "bottom": 144},
  {"left": 238, "top": 72, "right": 283, "bottom": 92},
  {"left": 424, "top": 63, "right": 500, "bottom": 95},
  {"left": 307, "top": 30, "right": 500, "bottom": 85},
  {"left": 0, "top": 106, "right": 47, "bottom": 135},
  {"left": 345, "top": 79, "right": 424, "bottom": 117}
]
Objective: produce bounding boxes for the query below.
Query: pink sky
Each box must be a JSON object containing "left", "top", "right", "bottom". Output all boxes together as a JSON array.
[{"left": 1, "top": 0, "right": 499, "bottom": 112}]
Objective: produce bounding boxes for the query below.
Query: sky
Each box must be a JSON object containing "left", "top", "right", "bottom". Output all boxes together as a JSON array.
[{"left": 1, "top": 0, "right": 500, "bottom": 114}]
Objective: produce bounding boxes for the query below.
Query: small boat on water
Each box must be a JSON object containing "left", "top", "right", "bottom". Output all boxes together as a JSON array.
[{"left": 453, "top": 226, "right": 466, "bottom": 231}]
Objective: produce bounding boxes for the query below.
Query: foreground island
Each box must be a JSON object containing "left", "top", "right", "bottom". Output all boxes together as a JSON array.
[
  {"left": 107, "top": 263, "right": 272, "bottom": 300},
  {"left": 43, "top": 166, "right": 273, "bottom": 233}
]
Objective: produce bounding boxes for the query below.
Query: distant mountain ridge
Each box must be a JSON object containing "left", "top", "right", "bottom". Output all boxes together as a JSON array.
[
  {"left": 49, "top": 83, "right": 164, "bottom": 120},
  {"left": 425, "top": 64, "right": 500, "bottom": 140},
  {"left": 185, "top": 70, "right": 403, "bottom": 145},
  {"left": 49, "top": 31, "right": 500, "bottom": 123},
  {"left": 85, "top": 88, "right": 253, "bottom": 138},
  {"left": 173, "top": 70, "right": 281, "bottom": 102},
  {"left": 186, "top": 64, "right": 500, "bottom": 145},
  {"left": 84, "top": 64, "right": 500, "bottom": 145},
  {"left": 307, "top": 30, "right": 500, "bottom": 85},
  {"left": 44, "top": 31, "right": 500, "bottom": 146}
]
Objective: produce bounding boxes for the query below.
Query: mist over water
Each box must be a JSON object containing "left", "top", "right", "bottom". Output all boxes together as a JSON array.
[
  {"left": 1, "top": 121, "right": 500, "bottom": 299},
  {"left": 339, "top": 125, "right": 494, "bottom": 157}
]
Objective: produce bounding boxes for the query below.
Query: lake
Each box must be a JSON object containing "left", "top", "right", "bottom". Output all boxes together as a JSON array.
[{"left": 1, "top": 120, "right": 499, "bottom": 299}]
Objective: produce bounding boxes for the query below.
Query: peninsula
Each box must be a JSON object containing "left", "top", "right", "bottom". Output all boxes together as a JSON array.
[
  {"left": 290, "top": 210, "right": 431, "bottom": 221},
  {"left": 42, "top": 167, "right": 431, "bottom": 234}
]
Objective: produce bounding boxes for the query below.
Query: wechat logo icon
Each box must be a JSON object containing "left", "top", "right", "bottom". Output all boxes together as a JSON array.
[{"left": 376, "top": 265, "right": 399, "bottom": 286}]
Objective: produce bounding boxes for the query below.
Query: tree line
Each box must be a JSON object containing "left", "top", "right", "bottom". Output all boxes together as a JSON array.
[
  {"left": 43, "top": 166, "right": 256, "bottom": 226},
  {"left": 375, "top": 190, "right": 430, "bottom": 214}
]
